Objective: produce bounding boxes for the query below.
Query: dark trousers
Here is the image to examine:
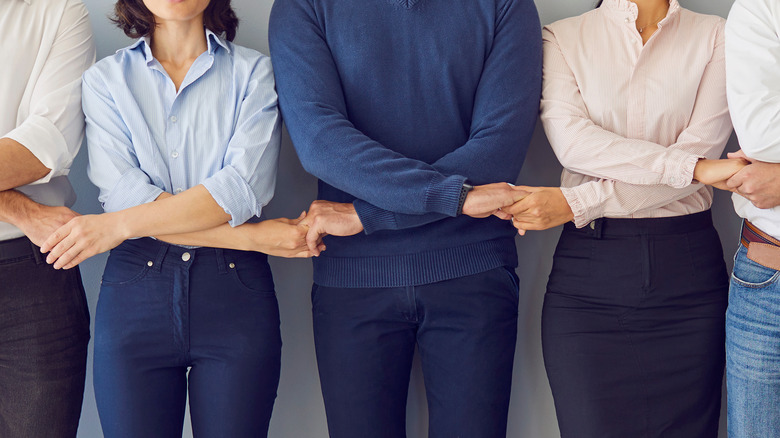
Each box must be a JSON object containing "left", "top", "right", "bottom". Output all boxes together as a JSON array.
[
  {"left": 312, "top": 266, "right": 519, "bottom": 438},
  {"left": 94, "top": 238, "right": 282, "bottom": 438},
  {"left": 0, "top": 237, "right": 90, "bottom": 438},
  {"left": 542, "top": 211, "right": 728, "bottom": 438}
]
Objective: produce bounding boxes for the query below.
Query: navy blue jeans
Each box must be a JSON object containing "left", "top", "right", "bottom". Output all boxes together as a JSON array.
[
  {"left": 312, "top": 266, "right": 519, "bottom": 438},
  {"left": 0, "top": 237, "right": 89, "bottom": 438},
  {"left": 94, "top": 238, "right": 281, "bottom": 438}
]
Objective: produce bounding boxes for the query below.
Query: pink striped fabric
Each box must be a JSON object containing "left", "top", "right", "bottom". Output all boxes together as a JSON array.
[{"left": 540, "top": 0, "right": 732, "bottom": 228}]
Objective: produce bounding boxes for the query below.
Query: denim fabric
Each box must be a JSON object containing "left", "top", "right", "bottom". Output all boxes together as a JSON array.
[
  {"left": 0, "top": 238, "right": 90, "bottom": 438},
  {"left": 94, "top": 238, "right": 281, "bottom": 438},
  {"left": 543, "top": 213, "right": 727, "bottom": 438},
  {"left": 727, "top": 243, "right": 780, "bottom": 438},
  {"left": 312, "top": 266, "right": 519, "bottom": 438}
]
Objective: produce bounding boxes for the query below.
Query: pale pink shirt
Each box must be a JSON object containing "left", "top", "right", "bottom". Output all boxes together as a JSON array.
[{"left": 541, "top": 0, "right": 732, "bottom": 228}]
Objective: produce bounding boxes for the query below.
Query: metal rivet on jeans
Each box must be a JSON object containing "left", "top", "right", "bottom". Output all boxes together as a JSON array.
[
  {"left": 147, "top": 261, "right": 154, "bottom": 267},
  {"left": 182, "top": 252, "right": 191, "bottom": 262},
  {"left": 229, "top": 263, "right": 236, "bottom": 269}
]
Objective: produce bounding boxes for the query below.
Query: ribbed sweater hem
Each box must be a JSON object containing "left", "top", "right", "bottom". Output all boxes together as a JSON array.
[{"left": 312, "top": 237, "right": 517, "bottom": 288}]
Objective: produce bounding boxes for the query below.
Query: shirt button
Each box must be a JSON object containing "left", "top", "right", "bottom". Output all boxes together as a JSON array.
[
  {"left": 625, "top": 17, "right": 631, "bottom": 23},
  {"left": 181, "top": 252, "right": 191, "bottom": 262},
  {"left": 170, "top": 116, "right": 178, "bottom": 123},
  {"left": 171, "top": 151, "right": 179, "bottom": 158},
  {"left": 175, "top": 188, "right": 183, "bottom": 194}
]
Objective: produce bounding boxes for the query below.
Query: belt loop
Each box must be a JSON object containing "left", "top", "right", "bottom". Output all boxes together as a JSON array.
[
  {"left": 215, "top": 248, "right": 227, "bottom": 274},
  {"left": 151, "top": 241, "right": 168, "bottom": 273},
  {"left": 594, "top": 218, "right": 604, "bottom": 239},
  {"left": 30, "top": 240, "right": 44, "bottom": 265}
]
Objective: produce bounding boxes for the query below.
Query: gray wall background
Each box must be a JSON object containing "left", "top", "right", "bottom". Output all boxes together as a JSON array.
[{"left": 72, "top": 0, "right": 740, "bottom": 436}]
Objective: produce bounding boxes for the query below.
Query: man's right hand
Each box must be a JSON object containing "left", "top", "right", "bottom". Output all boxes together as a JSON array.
[
  {"left": 15, "top": 203, "right": 79, "bottom": 247},
  {"left": 299, "top": 201, "right": 365, "bottom": 256},
  {"left": 461, "top": 183, "right": 530, "bottom": 218}
]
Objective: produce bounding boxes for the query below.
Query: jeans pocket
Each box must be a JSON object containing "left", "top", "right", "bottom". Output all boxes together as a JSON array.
[
  {"left": 500, "top": 266, "right": 520, "bottom": 302},
  {"left": 227, "top": 257, "right": 275, "bottom": 295},
  {"left": 732, "top": 245, "right": 780, "bottom": 289},
  {"left": 101, "top": 250, "right": 151, "bottom": 286}
]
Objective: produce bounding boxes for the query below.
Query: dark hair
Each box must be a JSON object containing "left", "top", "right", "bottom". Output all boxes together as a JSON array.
[{"left": 111, "top": 0, "right": 239, "bottom": 41}]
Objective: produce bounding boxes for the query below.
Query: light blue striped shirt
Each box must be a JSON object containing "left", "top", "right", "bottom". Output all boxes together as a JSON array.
[{"left": 82, "top": 29, "right": 280, "bottom": 227}]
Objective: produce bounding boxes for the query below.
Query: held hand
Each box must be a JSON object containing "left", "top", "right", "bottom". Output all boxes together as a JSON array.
[
  {"left": 40, "top": 212, "right": 130, "bottom": 270},
  {"left": 247, "top": 212, "right": 321, "bottom": 258},
  {"left": 15, "top": 204, "right": 79, "bottom": 247},
  {"left": 726, "top": 151, "right": 780, "bottom": 209},
  {"left": 500, "top": 187, "right": 574, "bottom": 235},
  {"left": 299, "top": 201, "right": 364, "bottom": 256},
  {"left": 461, "top": 183, "right": 530, "bottom": 218},
  {"left": 693, "top": 158, "right": 749, "bottom": 187}
]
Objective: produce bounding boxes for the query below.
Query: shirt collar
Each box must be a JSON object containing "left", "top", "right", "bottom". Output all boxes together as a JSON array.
[
  {"left": 119, "top": 28, "right": 231, "bottom": 64},
  {"left": 601, "top": 0, "right": 681, "bottom": 27}
]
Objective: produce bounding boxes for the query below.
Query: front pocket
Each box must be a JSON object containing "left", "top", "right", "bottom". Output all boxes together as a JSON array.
[
  {"left": 227, "top": 259, "right": 275, "bottom": 294},
  {"left": 101, "top": 250, "right": 152, "bottom": 286},
  {"left": 732, "top": 246, "right": 780, "bottom": 289}
]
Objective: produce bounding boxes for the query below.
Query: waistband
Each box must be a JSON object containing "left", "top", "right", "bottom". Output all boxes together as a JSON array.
[
  {"left": 572, "top": 210, "right": 714, "bottom": 237},
  {"left": 0, "top": 237, "right": 44, "bottom": 264},
  {"left": 112, "top": 238, "right": 268, "bottom": 274}
]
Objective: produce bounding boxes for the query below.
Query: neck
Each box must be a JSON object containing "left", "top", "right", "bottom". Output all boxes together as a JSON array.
[
  {"left": 150, "top": 15, "right": 208, "bottom": 65},
  {"left": 633, "top": 0, "right": 670, "bottom": 27}
]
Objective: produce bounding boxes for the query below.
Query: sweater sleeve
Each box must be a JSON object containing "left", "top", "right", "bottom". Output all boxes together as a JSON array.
[
  {"left": 269, "top": 0, "right": 542, "bottom": 233},
  {"left": 353, "top": 0, "right": 542, "bottom": 234}
]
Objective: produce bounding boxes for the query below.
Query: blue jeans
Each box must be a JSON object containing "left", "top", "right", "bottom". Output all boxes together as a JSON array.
[
  {"left": 94, "top": 238, "right": 282, "bottom": 438},
  {"left": 727, "top": 243, "right": 780, "bottom": 438},
  {"left": 312, "top": 266, "right": 519, "bottom": 438}
]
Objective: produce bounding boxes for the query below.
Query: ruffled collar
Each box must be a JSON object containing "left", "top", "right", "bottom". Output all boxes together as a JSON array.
[{"left": 600, "top": 0, "right": 681, "bottom": 28}]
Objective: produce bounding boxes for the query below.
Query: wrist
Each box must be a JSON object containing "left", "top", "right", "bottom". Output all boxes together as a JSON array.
[
  {"left": 456, "top": 183, "right": 474, "bottom": 216},
  {"left": 112, "top": 211, "right": 135, "bottom": 241},
  {"left": 0, "top": 190, "right": 39, "bottom": 226}
]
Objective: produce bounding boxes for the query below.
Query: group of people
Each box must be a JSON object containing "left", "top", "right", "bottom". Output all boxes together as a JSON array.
[{"left": 1, "top": 0, "right": 779, "bottom": 437}]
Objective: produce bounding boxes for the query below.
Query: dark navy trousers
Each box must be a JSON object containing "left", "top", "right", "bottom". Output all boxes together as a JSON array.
[
  {"left": 542, "top": 211, "right": 728, "bottom": 438},
  {"left": 94, "top": 238, "right": 282, "bottom": 438},
  {"left": 312, "top": 266, "right": 520, "bottom": 438}
]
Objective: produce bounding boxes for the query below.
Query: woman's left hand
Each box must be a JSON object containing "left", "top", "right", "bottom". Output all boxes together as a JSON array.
[{"left": 40, "top": 213, "right": 130, "bottom": 270}]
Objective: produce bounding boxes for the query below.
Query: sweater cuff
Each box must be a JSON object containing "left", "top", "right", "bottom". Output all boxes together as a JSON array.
[
  {"left": 354, "top": 200, "right": 398, "bottom": 235},
  {"left": 423, "top": 174, "right": 468, "bottom": 217},
  {"left": 561, "top": 184, "right": 602, "bottom": 228},
  {"left": 664, "top": 150, "right": 701, "bottom": 188}
]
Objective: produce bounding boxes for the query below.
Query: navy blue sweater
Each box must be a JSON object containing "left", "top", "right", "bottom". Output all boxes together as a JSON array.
[{"left": 269, "top": 0, "right": 542, "bottom": 288}]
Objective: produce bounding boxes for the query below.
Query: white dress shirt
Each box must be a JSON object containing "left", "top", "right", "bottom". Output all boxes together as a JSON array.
[
  {"left": 726, "top": 0, "right": 780, "bottom": 240},
  {"left": 541, "top": 0, "right": 732, "bottom": 228},
  {"left": 0, "top": 0, "right": 95, "bottom": 241}
]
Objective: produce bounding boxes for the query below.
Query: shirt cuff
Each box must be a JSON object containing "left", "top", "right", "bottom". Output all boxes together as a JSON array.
[
  {"left": 354, "top": 200, "right": 398, "bottom": 235},
  {"left": 561, "top": 184, "right": 603, "bottom": 228},
  {"left": 663, "top": 150, "right": 701, "bottom": 188},
  {"left": 103, "top": 168, "right": 164, "bottom": 213},
  {"left": 202, "top": 165, "right": 261, "bottom": 227},
  {"left": 424, "top": 173, "right": 468, "bottom": 217},
  {"left": 4, "top": 115, "right": 73, "bottom": 184}
]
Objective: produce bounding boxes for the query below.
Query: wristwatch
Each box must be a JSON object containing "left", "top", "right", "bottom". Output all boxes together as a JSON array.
[{"left": 456, "top": 183, "right": 474, "bottom": 216}]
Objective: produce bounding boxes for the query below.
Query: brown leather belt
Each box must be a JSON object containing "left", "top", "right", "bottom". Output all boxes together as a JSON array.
[{"left": 741, "top": 220, "right": 780, "bottom": 271}]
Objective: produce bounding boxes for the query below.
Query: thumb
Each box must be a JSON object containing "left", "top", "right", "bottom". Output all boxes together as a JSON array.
[{"left": 727, "top": 150, "right": 751, "bottom": 161}]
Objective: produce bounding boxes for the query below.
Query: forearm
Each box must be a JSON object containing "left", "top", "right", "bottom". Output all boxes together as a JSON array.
[
  {"left": 155, "top": 223, "right": 253, "bottom": 251},
  {"left": 112, "top": 185, "right": 231, "bottom": 240},
  {"left": 0, "top": 138, "right": 51, "bottom": 191},
  {"left": 0, "top": 190, "right": 39, "bottom": 225}
]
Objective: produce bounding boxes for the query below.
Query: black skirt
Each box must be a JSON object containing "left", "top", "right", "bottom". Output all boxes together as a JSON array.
[{"left": 542, "top": 210, "right": 728, "bottom": 438}]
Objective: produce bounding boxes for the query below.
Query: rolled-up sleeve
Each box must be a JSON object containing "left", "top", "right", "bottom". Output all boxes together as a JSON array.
[
  {"left": 82, "top": 71, "right": 164, "bottom": 212},
  {"left": 4, "top": 0, "right": 95, "bottom": 183},
  {"left": 201, "top": 56, "right": 281, "bottom": 226}
]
